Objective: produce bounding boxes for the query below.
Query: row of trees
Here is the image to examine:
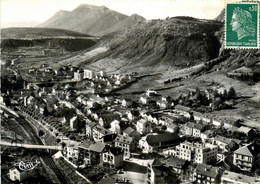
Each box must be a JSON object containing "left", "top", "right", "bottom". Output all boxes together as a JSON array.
[{"left": 179, "top": 87, "right": 237, "bottom": 111}]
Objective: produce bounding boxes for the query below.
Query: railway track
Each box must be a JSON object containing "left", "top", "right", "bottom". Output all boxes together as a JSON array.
[
  {"left": 18, "top": 116, "right": 68, "bottom": 184},
  {"left": 2, "top": 108, "right": 68, "bottom": 184}
]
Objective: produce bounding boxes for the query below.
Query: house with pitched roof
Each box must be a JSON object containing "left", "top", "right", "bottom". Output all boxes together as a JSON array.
[
  {"left": 147, "top": 159, "right": 178, "bottom": 184},
  {"left": 200, "top": 130, "right": 213, "bottom": 142},
  {"left": 114, "top": 135, "right": 137, "bottom": 158},
  {"left": 178, "top": 142, "right": 218, "bottom": 164},
  {"left": 93, "top": 125, "right": 112, "bottom": 142},
  {"left": 166, "top": 123, "right": 178, "bottom": 133},
  {"left": 233, "top": 142, "right": 260, "bottom": 171},
  {"left": 139, "top": 133, "right": 181, "bottom": 153},
  {"left": 102, "top": 147, "right": 124, "bottom": 168},
  {"left": 78, "top": 141, "right": 106, "bottom": 166},
  {"left": 183, "top": 122, "right": 204, "bottom": 137},
  {"left": 174, "top": 104, "right": 191, "bottom": 118},
  {"left": 99, "top": 114, "right": 121, "bottom": 129},
  {"left": 109, "top": 119, "right": 121, "bottom": 134},
  {"left": 184, "top": 122, "right": 195, "bottom": 136},
  {"left": 236, "top": 126, "right": 255, "bottom": 137},
  {"left": 9, "top": 166, "right": 34, "bottom": 182},
  {"left": 192, "top": 123, "right": 204, "bottom": 137},
  {"left": 213, "top": 135, "right": 233, "bottom": 152},
  {"left": 193, "top": 164, "right": 220, "bottom": 184},
  {"left": 136, "top": 118, "right": 152, "bottom": 135},
  {"left": 123, "top": 127, "right": 135, "bottom": 136},
  {"left": 213, "top": 135, "right": 240, "bottom": 152},
  {"left": 164, "top": 157, "right": 188, "bottom": 176},
  {"left": 65, "top": 141, "right": 80, "bottom": 161},
  {"left": 126, "top": 110, "right": 140, "bottom": 121},
  {"left": 158, "top": 114, "right": 174, "bottom": 126},
  {"left": 192, "top": 111, "right": 203, "bottom": 122},
  {"left": 123, "top": 127, "right": 141, "bottom": 141}
]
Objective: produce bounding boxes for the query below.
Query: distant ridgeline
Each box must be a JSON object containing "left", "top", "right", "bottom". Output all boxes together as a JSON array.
[
  {"left": 1, "top": 38, "right": 96, "bottom": 52},
  {"left": 1, "top": 27, "right": 97, "bottom": 56}
]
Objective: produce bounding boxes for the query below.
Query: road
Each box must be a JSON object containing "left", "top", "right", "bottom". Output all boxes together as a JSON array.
[{"left": 2, "top": 107, "right": 69, "bottom": 184}]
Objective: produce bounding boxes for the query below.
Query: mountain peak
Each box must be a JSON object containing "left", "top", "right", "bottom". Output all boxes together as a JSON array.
[
  {"left": 129, "top": 14, "right": 146, "bottom": 21},
  {"left": 76, "top": 4, "right": 108, "bottom": 10},
  {"left": 38, "top": 4, "right": 128, "bottom": 36}
]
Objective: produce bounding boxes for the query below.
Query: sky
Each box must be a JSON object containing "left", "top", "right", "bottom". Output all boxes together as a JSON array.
[{"left": 1, "top": 0, "right": 230, "bottom": 28}]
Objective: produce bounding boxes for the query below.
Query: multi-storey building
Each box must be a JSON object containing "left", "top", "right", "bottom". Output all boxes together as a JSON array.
[
  {"left": 74, "top": 70, "right": 84, "bottom": 81},
  {"left": 102, "top": 147, "right": 124, "bottom": 168},
  {"left": 83, "top": 69, "right": 94, "bottom": 79},
  {"left": 78, "top": 141, "right": 106, "bottom": 166},
  {"left": 178, "top": 142, "right": 217, "bottom": 164},
  {"left": 136, "top": 118, "right": 152, "bottom": 135},
  {"left": 233, "top": 143, "right": 258, "bottom": 172},
  {"left": 194, "top": 164, "right": 220, "bottom": 184},
  {"left": 114, "top": 135, "right": 137, "bottom": 158}
]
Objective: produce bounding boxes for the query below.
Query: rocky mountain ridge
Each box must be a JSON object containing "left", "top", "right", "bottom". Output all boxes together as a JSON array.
[
  {"left": 93, "top": 17, "right": 223, "bottom": 69},
  {"left": 38, "top": 4, "right": 145, "bottom": 36}
]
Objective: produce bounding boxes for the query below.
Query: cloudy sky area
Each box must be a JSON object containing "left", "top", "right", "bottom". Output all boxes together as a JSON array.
[{"left": 1, "top": 0, "right": 232, "bottom": 28}]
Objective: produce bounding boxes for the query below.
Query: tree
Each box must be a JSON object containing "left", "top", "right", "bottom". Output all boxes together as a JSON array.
[
  {"left": 223, "top": 89, "right": 228, "bottom": 101},
  {"left": 228, "top": 87, "right": 236, "bottom": 99}
]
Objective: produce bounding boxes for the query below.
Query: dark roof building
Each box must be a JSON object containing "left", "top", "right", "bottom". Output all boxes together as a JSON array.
[
  {"left": 145, "top": 133, "right": 181, "bottom": 152},
  {"left": 194, "top": 164, "right": 220, "bottom": 184}
]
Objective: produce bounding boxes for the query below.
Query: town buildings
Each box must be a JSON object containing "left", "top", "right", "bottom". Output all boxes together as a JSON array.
[
  {"left": 6, "top": 65, "right": 260, "bottom": 183},
  {"left": 221, "top": 170, "right": 260, "bottom": 184},
  {"left": 139, "top": 133, "right": 181, "bottom": 153},
  {"left": 233, "top": 142, "right": 259, "bottom": 172},
  {"left": 9, "top": 166, "right": 34, "bottom": 182},
  {"left": 102, "top": 147, "right": 124, "bottom": 168},
  {"left": 114, "top": 135, "right": 137, "bottom": 158},
  {"left": 178, "top": 141, "right": 218, "bottom": 164}
]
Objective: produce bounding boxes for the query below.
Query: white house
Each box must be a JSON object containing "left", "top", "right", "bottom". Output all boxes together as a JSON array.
[
  {"left": 74, "top": 70, "right": 84, "bottom": 81},
  {"left": 109, "top": 120, "right": 121, "bottom": 134},
  {"left": 136, "top": 119, "right": 152, "bottom": 135},
  {"left": 84, "top": 69, "right": 94, "bottom": 79}
]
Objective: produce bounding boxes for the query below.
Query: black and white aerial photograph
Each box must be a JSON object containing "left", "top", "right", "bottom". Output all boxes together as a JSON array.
[{"left": 1, "top": 0, "right": 260, "bottom": 183}]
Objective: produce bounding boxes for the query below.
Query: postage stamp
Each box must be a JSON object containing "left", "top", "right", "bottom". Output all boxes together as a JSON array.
[{"left": 225, "top": 3, "right": 259, "bottom": 49}]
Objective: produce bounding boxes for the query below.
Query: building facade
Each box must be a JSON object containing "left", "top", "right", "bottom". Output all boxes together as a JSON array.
[{"left": 178, "top": 142, "right": 217, "bottom": 164}]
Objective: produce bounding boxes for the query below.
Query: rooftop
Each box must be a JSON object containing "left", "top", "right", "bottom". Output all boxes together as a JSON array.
[
  {"left": 78, "top": 140, "right": 92, "bottom": 149},
  {"left": 214, "top": 135, "right": 231, "bottom": 145},
  {"left": 234, "top": 143, "right": 257, "bottom": 157},
  {"left": 146, "top": 133, "right": 181, "bottom": 147},
  {"left": 221, "top": 170, "right": 259, "bottom": 184},
  {"left": 195, "top": 164, "right": 219, "bottom": 178},
  {"left": 115, "top": 135, "right": 134, "bottom": 144},
  {"left": 123, "top": 127, "right": 135, "bottom": 135},
  {"left": 89, "top": 142, "right": 106, "bottom": 153},
  {"left": 175, "top": 104, "right": 191, "bottom": 112},
  {"left": 165, "top": 157, "right": 187, "bottom": 169},
  {"left": 236, "top": 126, "right": 253, "bottom": 134},
  {"left": 194, "top": 123, "right": 204, "bottom": 130}
]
